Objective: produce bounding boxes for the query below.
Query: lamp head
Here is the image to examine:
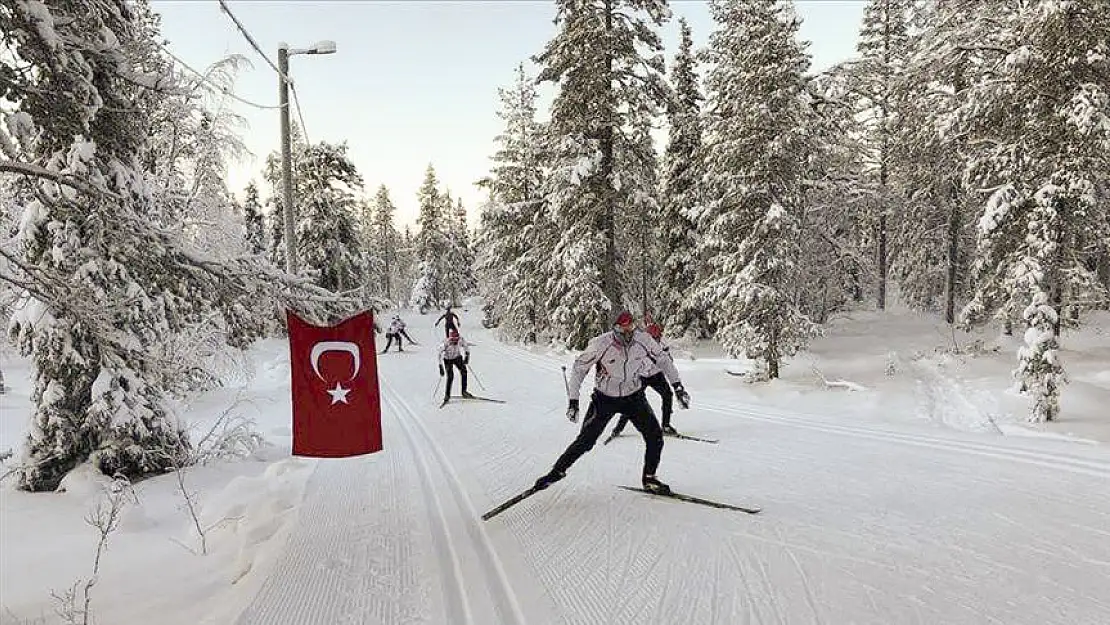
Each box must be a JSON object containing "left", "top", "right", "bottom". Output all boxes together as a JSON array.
[{"left": 309, "top": 40, "right": 336, "bottom": 54}]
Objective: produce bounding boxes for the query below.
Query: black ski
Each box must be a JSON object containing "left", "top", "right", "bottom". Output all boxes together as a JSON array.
[
  {"left": 481, "top": 486, "right": 540, "bottom": 521},
  {"left": 439, "top": 395, "right": 506, "bottom": 408},
  {"left": 618, "top": 486, "right": 761, "bottom": 514},
  {"left": 462, "top": 394, "right": 506, "bottom": 404},
  {"left": 666, "top": 432, "right": 719, "bottom": 444},
  {"left": 605, "top": 431, "right": 718, "bottom": 444}
]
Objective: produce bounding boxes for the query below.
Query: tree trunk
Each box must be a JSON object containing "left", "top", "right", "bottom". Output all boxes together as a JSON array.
[
  {"left": 767, "top": 322, "right": 781, "bottom": 380},
  {"left": 877, "top": 185, "right": 888, "bottom": 311},
  {"left": 944, "top": 182, "right": 962, "bottom": 324},
  {"left": 599, "top": 0, "right": 619, "bottom": 314},
  {"left": 1097, "top": 247, "right": 1110, "bottom": 302}
]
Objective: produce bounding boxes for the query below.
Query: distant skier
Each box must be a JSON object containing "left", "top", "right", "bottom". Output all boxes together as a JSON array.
[
  {"left": 381, "top": 316, "right": 407, "bottom": 353},
  {"left": 394, "top": 315, "right": 417, "bottom": 346},
  {"left": 533, "top": 310, "right": 691, "bottom": 495},
  {"left": 607, "top": 321, "right": 681, "bottom": 438},
  {"left": 435, "top": 306, "right": 460, "bottom": 338},
  {"left": 438, "top": 328, "right": 472, "bottom": 403},
  {"left": 381, "top": 315, "right": 417, "bottom": 355}
]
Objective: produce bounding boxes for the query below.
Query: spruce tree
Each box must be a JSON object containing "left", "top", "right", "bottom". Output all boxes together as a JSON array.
[
  {"left": 534, "top": 0, "right": 671, "bottom": 347},
  {"left": 475, "top": 63, "right": 549, "bottom": 342},
  {"left": 854, "top": 0, "right": 913, "bottom": 310},
  {"left": 697, "top": 0, "right": 819, "bottom": 379},
  {"left": 955, "top": 0, "right": 1110, "bottom": 422},
  {"left": 370, "top": 185, "right": 399, "bottom": 300},
  {"left": 242, "top": 181, "right": 266, "bottom": 254},
  {"left": 657, "top": 17, "right": 707, "bottom": 336},
  {"left": 412, "top": 164, "right": 449, "bottom": 309},
  {"left": 2, "top": 0, "right": 193, "bottom": 489},
  {"left": 296, "top": 142, "right": 367, "bottom": 293}
]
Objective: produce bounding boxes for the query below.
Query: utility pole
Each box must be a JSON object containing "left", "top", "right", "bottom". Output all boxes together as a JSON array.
[{"left": 278, "top": 43, "right": 297, "bottom": 274}]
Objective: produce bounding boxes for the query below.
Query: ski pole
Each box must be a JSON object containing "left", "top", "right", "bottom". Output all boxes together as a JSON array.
[
  {"left": 432, "top": 376, "right": 442, "bottom": 400},
  {"left": 561, "top": 366, "right": 570, "bottom": 395},
  {"left": 467, "top": 363, "right": 487, "bottom": 391}
]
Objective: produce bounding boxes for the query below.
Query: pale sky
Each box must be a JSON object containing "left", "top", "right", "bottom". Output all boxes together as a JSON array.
[{"left": 152, "top": 0, "right": 867, "bottom": 229}]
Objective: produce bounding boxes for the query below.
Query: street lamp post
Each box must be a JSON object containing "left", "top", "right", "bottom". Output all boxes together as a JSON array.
[{"left": 277, "top": 40, "right": 336, "bottom": 275}]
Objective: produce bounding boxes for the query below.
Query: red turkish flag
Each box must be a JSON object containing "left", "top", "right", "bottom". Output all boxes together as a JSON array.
[{"left": 287, "top": 310, "right": 382, "bottom": 457}]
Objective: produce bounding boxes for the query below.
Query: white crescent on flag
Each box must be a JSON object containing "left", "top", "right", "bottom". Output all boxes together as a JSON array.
[{"left": 310, "top": 341, "right": 361, "bottom": 381}]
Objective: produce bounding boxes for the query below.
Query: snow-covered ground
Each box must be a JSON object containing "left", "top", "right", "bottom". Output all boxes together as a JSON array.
[{"left": 2, "top": 305, "right": 1109, "bottom": 624}]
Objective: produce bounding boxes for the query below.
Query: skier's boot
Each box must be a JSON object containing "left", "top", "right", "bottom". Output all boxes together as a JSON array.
[
  {"left": 461, "top": 390, "right": 475, "bottom": 399},
  {"left": 533, "top": 470, "right": 565, "bottom": 491},
  {"left": 661, "top": 424, "right": 679, "bottom": 436},
  {"left": 642, "top": 474, "right": 672, "bottom": 495}
]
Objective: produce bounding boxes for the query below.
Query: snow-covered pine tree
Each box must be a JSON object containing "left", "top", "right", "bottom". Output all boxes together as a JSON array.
[
  {"left": 452, "top": 197, "right": 477, "bottom": 296},
  {"left": 853, "top": 0, "right": 913, "bottom": 310},
  {"left": 1, "top": 1, "right": 352, "bottom": 491},
  {"left": 262, "top": 122, "right": 305, "bottom": 270},
  {"left": 296, "top": 141, "right": 367, "bottom": 293},
  {"left": 657, "top": 17, "right": 708, "bottom": 337},
  {"left": 697, "top": 0, "right": 819, "bottom": 379},
  {"left": 1, "top": 0, "right": 196, "bottom": 490},
  {"left": 475, "top": 63, "right": 549, "bottom": 342},
  {"left": 534, "top": 0, "right": 671, "bottom": 347},
  {"left": 396, "top": 225, "right": 419, "bottom": 308},
  {"left": 796, "top": 66, "right": 872, "bottom": 323},
  {"left": 412, "top": 164, "right": 450, "bottom": 309},
  {"left": 889, "top": 1, "right": 976, "bottom": 320},
  {"left": 439, "top": 189, "right": 463, "bottom": 305},
  {"left": 619, "top": 114, "right": 661, "bottom": 320},
  {"left": 956, "top": 0, "right": 1110, "bottom": 422},
  {"left": 369, "top": 184, "right": 399, "bottom": 301},
  {"left": 242, "top": 181, "right": 266, "bottom": 254}
]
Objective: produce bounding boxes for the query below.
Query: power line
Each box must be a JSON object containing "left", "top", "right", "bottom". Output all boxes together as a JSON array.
[
  {"left": 289, "top": 84, "right": 312, "bottom": 146},
  {"left": 216, "top": 0, "right": 283, "bottom": 79},
  {"left": 159, "top": 44, "right": 282, "bottom": 111},
  {"left": 215, "top": 0, "right": 313, "bottom": 144}
]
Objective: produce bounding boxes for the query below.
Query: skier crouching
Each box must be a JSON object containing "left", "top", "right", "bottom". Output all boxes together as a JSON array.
[
  {"left": 533, "top": 311, "right": 691, "bottom": 495},
  {"left": 438, "top": 329, "right": 472, "bottom": 403}
]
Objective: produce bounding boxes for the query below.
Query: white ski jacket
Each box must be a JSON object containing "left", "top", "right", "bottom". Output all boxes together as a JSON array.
[
  {"left": 639, "top": 336, "right": 677, "bottom": 381},
  {"left": 567, "top": 329, "right": 682, "bottom": 401},
  {"left": 437, "top": 337, "right": 470, "bottom": 361},
  {"left": 387, "top": 318, "right": 405, "bottom": 334}
]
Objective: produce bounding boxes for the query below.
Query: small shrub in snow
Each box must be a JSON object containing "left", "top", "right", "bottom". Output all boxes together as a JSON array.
[{"left": 50, "top": 476, "right": 130, "bottom": 625}]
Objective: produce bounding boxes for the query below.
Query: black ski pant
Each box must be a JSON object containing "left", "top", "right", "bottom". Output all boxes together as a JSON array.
[
  {"left": 382, "top": 333, "right": 403, "bottom": 352},
  {"left": 612, "top": 372, "right": 673, "bottom": 434},
  {"left": 443, "top": 356, "right": 467, "bottom": 397},
  {"left": 552, "top": 389, "right": 663, "bottom": 477}
]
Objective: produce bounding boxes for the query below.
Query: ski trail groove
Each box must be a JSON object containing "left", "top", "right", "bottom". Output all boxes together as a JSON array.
[
  {"left": 235, "top": 440, "right": 430, "bottom": 625},
  {"left": 380, "top": 392, "right": 475, "bottom": 625},
  {"left": 381, "top": 378, "right": 528, "bottom": 625}
]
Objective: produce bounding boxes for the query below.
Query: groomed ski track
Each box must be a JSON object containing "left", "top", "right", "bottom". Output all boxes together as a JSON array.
[{"left": 236, "top": 314, "right": 1110, "bottom": 625}]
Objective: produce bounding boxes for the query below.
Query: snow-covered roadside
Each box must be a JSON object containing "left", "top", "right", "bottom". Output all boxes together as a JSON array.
[
  {"left": 654, "top": 309, "right": 1110, "bottom": 445},
  {"left": 0, "top": 340, "right": 316, "bottom": 625}
]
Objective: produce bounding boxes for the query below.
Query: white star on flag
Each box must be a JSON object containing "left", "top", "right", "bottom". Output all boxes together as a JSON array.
[{"left": 326, "top": 382, "right": 351, "bottom": 405}]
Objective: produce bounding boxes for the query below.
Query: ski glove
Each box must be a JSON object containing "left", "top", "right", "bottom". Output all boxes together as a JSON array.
[
  {"left": 566, "top": 399, "right": 580, "bottom": 423},
  {"left": 463, "top": 354, "right": 470, "bottom": 365},
  {"left": 438, "top": 364, "right": 445, "bottom": 376},
  {"left": 673, "top": 382, "right": 691, "bottom": 409}
]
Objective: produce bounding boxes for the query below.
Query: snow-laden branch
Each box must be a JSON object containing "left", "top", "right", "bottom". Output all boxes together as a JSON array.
[{"left": 0, "top": 160, "right": 122, "bottom": 199}]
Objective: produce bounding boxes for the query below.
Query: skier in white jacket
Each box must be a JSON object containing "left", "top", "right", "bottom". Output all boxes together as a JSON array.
[
  {"left": 533, "top": 310, "right": 691, "bottom": 495},
  {"left": 437, "top": 329, "right": 472, "bottom": 403}
]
